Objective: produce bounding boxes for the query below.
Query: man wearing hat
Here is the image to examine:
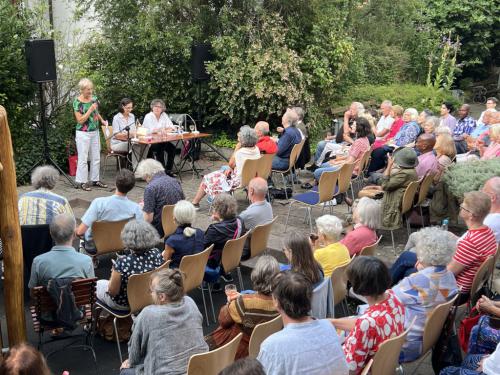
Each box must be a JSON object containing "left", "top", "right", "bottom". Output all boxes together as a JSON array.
[{"left": 358, "top": 147, "right": 419, "bottom": 229}]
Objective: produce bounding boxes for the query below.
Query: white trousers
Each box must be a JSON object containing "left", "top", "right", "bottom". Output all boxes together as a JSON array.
[{"left": 75, "top": 130, "right": 101, "bottom": 184}]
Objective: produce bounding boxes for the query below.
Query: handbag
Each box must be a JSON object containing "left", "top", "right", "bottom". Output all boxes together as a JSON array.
[
  {"left": 67, "top": 142, "right": 78, "bottom": 176},
  {"left": 458, "top": 307, "right": 481, "bottom": 352}
]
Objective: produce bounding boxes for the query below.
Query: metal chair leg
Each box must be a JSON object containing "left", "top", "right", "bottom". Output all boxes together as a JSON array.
[
  {"left": 200, "top": 286, "right": 210, "bottom": 326},
  {"left": 284, "top": 202, "right": 293, "bottom": 232},
  {"left": 419, "top": 206, "right": 424, "bottom": 227},
  {"left": 207, "top": 283, "right": 216, "bottom": 323},
  {"left": 113, "top": 317, "right": 123, "bottom": 364},
  {"left": 281, "top": 173, "right": 288, "bottom": 199},
  {"left": 307, "top": 207, "right": 313, "bottom": 234},
  {"left": 390, "top": 230, "right": 396, "bottom": 252},
  {"left": 237, "top": 266, "right": 244, "bottom": 291}
]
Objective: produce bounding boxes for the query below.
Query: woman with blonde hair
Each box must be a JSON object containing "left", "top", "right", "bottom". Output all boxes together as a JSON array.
[
  {"left": 163, "top": 200, "right": 205, "bottom": 268},
  {"left": 480, "top": 124, "right": 500, "bottom": 159},
  {"left": 433, "top": 133, "right": 456, "bottom": 184},
  {"left": 73, "top": 78, "right": 108, "bottom": 191}
]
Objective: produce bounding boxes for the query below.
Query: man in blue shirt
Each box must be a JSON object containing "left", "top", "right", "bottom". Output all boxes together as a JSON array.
[
  {"left": 272, "top": 109, "right": 302, "bottom": 171},
  {"left": 76, "top": 169, "right": 143, "bottom": 253},
  {"left": 454, "top": 104, "right": 476, "bottom": 154}
]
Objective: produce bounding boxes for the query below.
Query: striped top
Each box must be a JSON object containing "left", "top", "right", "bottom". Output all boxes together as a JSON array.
[
  {"left": 453, "top": 227, "right": 497, "bottom": 292},
  {"left": 18, "top": 189, "right": 73, "bottom": 225},
  {"left": 349, "top": 137, "right": 370, "bottom": 175}
]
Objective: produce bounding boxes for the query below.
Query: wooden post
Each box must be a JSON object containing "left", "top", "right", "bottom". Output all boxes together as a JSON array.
[{"left": 0, "top": 105, "right": 27, "bottom": 344}]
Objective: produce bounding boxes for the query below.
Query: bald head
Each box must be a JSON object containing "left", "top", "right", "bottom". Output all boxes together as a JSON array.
[
  {"left": 282, "top": 109, "right": 299, "bottom": 128},
  {"left": 249, "top": 177, "right": 268, "bottom": 201},
  {"left": 415, "top": 133, "right": 436, "bottom": 153},
  {"left": 50, "top": 214, "right": 76, "bottom": 245},
  {"left": 255, "top": 121, "right": 270, "bottom": 137}
]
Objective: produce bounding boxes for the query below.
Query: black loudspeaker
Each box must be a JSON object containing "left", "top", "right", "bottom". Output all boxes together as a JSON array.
[
  {"left": 191, "top": 43, "right": 212, "bottom": 82},
  {"left": 25, "top": 39, "right": 57, "bottom": 82}
]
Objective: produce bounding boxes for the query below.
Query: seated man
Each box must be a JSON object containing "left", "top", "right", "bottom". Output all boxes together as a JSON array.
[
  {"left": 415, "top": 133, "right": 438, "bottom": 179},
  {"left": 76, "top": 169, "right": 143, "bottom": 254},
  {"left": 464, "top": 110, "right": 495, "bottom": 151},
  {"left": 254, "top": 121, "right": 277, "bottom": 154},
  {"left": 28, "top": 214, "right": 94, "bottom": 289},
  {"left": 454, "top": 104, "right": 476, "bottom": 154},
  {"left": 18, "top": 165, "right": 73, "bottom": 225},
  {"left": 272, "top": 109, "right": 301, "bottom": 171},
  {"left": 482, "top": 176, "right": 500, "bottom": 242},
  {"left": 476, "top": 97, "right": 498, "bottom": 125},
  {"left": 257, "top": 271, "right": 348, "bottom": 375}
]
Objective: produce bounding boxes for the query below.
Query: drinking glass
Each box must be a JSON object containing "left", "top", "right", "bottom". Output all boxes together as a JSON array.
[
  {"left": 225, "top": 284, "right": 238, "bottom": 299},
  {"left": 189, "top": 124, "right": 195, "bottom": 132}
]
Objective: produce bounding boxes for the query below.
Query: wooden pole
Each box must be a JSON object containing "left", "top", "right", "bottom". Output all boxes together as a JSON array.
[{"left": 0, "top": 105, "right": 27, "bottom": 345}]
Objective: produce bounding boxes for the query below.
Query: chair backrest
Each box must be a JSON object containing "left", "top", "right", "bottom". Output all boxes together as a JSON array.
[
  {"left": 161, "top": 204, "right": 177, "bottom": 238},
  {"left": 337, "top": 162, "right": 356, "bottom": 195},
  {"left": 179, "top": 245, "right": 214, "bottom": 293},
  {"left": 127, "top": 260, "right": 171, "bottom": 314},
  {"left": 239, "top": 157, "right": 261, "bottom": 188},
  {"left": 248, "top": 315, "right": 283, "bottom": 358},
  {"left": 331, "top": 263, "right": 349, "bottom": 307},
  {"left": 357, "top": 149, "right": 371, "bottom": 176},
  {"left": 221, "top": 231, "right": 250, "bottom": 274},
  {"left": 250, "top": 217, "right": 278, "bottom": 259},
  {"left": 256, "top": 153, "right": 274, "bottom": 180},
  {"left": 401, "top": 181, "right": 420, "bottom": 215},
  {"left": 469, "top": 255, "right": 496, "bottom": 301},
  {"left": 421, "top": 294, "right": 458, "bottom": 355},
  {"left": 21, "top": 224, "right": 53, "bottom": 291},
  {"left": 92, "top": 218, "right": 131, "bottom": 255},
  {"left": 311, "top": 276, "right": 333, "bottom": 319},
  {"left": 416, "top": 173, "right": 435, "bottom": 206},
  {"left": 187, "top": 332, "right": 243, "bottom": 375},
  {"left": 369, "top": 317, "right": 416, "bottom": 375},
  {"left": 101, "top": 125, "right": 113, "bottom": 152},
  {"left": 317, "top": 170, "right": 340, "bottom": 203},
  {"left": 359, "top": 236, "right": 382, "bottom": 257},
  {"left": 288, "top": 140, "right": 305, "bottom": 171}
]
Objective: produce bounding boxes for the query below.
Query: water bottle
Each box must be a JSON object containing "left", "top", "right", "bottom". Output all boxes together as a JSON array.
[{"left": 441, "top": 218, "right": 449, "bottom": 231}]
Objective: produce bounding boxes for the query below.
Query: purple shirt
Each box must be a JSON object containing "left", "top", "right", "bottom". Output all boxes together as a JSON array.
[
  {"left": 415, "top": 151, "right": 438, "bottom": 179},
  {"left": 439, "top": 115, "right": 457, "bottom": 133}
]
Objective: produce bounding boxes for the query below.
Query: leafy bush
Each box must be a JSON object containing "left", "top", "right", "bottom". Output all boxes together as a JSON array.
[
  {"left": 443, "top": 159, "right": 500, "bottom": 199},
  {"left": 212, "top": 132, "right": 238, "bottom": 149}
]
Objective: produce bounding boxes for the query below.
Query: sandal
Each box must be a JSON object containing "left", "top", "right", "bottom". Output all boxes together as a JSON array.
[
  {"left": 92, "top": 181, "right": 108, "bottom": 188},
  {"left": 80, "top": 183, "right": 91, "bottom": 191}
]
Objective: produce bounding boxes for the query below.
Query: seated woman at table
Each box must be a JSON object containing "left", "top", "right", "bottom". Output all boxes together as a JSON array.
[
  {"left": 142, "top": 98, "right": 177, "bottom": 175},
  {"left": 330, "top": 256, "right": 405, "bottom": 374},
  {"left": 205, "top": 255, "right": 280, "bottom": 359},
  {"left": 191, "top": 126, "right": 260, "bottom": 207},
  {"left": 163, "top": 200, "right": 204, "bottom": 268}
]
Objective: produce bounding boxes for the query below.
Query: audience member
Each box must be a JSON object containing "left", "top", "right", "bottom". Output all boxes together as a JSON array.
[
  {"left": 477, "top": 97, "right": 498, "bottom": 125},
  {"left": 331, "top": 256, "right": 405, "bottom": 374},
  {"left": 440, "top": 101, "right": 457, "bottom": 133},
  {"left": 282, "top": 233, "right": 324, "bottom": 288},
  {"left": 417, "top": 109, "right": 433, "bottom": 128},
  {"left": 76, "top": 169, "right": 143, "bottom": 253},
  {"left": 311, "top": 215, "right": 350, "bottom": 278},
  {"left": 120, "top": 269, "right": 208, "bottom": 375},
  {"left": 422, "top": 116, "right": 439, "bottom": 135},
  {"left": 0, "top": 343, "right": 51, "bottom": 375},
  {"left": 340, "top": 102, "right": 365, "bottom": 144},
  {"left": 136, "top": 159, "right": 184, "bottom": 237},
  {"left": 142, "top": 99, "right": 177, "bottom": 174},
  {"left": 340, "top": 197, "right": 380, "bottom": 257},
  {"left": 192, "top": 126, "right": 260, "bottom": 206},
  {"left": 292, "top": 106, "right": 311, "bottom": 170},
  {"left": 372, "top": 105, "right": 405, "bottom": 150},
  {"left": 415, "top": 133, "right": 438, "bottom": 179},
  {"left": 272, "top": 109, "right": 301, "bottom": 171},
  {"left": 433, "top": 133, "right": 456, "bottom": 184},
  {"left": 206, "top": 255, "right": 280, "bottom": 359},
  {"left": 18, "top": 165, "right": 73, "bottom": 225},
  {"left": 391, "top": 227, "right": 459, "bottom": 362},
  {"left": 96, "top": 220, "right": 163, "bottom": 310},
  {"left": 482, "top": 177, "right": 500, "bottom": 242},
  {"left": 440, "top": 342, "right": 500, "bottom": 375},
  {"left": 465, "top": 110, "right": 495, "bottom": 151},
  {"left": 454, "top": 104, "right": 476, "bottom": 154},
  {"left": 479, "top": 124, "right": 500, "bottom": 159},
  {"left": 254, "top": 121, "right": 278, "bottom": 154},
  {"left": 28, "top": 214, "right": 94, "bottom": 289},
  {"left": 218, "top": 358, "right": 266, "bottom": 375},
  {"left": 373, "top": 100, "right": 394, "bottom": 140},
  {"left": 257, "top": 271, "right": 348, "bottom": 375},
  {"left": 163, "top": 200, "right": 204, "bottom": 268}
]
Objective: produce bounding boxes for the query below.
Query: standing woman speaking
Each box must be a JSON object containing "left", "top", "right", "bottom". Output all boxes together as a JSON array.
[{"left": 73, "top": 78, "right": 108, "bottom": 191}]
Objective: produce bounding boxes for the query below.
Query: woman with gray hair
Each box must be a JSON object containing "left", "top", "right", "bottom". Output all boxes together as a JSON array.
[
  {"left": 120, "top": 268, "right": 208, "bottom": 375},
  {"left": 311, "top": 215, "right": 350, "bottom": 278},
  {"left": 191, "top": 126, "right": 260, "bottom": 207},
  {"left": 96, "top": 220, "right": 164, "bottom": 310},
  {"left": 340, "top": 197, "right": 380, "bottom": 257},
  {"left": 163, "top": 200, "right": 205, "bottom": 268},
  {"left": 18, "top": 165, "right": 73, "bottom": 225},
  {"left": 142, "top": 98, "right": 177, "bottom": 174},
  {"left": 205, "top": 255, "right": 280, "bottom": 359},
  {"left": 391, "top": 226, "right": 459, "bottom": 362}
]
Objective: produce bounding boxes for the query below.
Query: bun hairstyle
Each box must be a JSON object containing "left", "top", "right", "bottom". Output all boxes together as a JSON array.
[
  {"left": 152, "top": 268, "right": 185, "bottom": 303},
  {"left": 173, "top": 200, "right": 197, "bottom": 238}
]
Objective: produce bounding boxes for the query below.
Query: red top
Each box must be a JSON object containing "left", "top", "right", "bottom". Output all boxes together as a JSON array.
[
  {"left": 257, "top": 136, "right": 278, "bottom": 154},
  {"left": 372, "top": 118, "right": 405, "bottom": 150},
  {"left": 340, "top": 225, "right": 377, "bottom": 257},
  {"left": 453, "top": 226, "right": 497, "bottom": 292}
]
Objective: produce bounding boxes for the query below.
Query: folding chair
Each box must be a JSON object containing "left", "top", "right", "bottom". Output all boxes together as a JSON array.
[
  {"left": 414, "top": 172, "right": 435, "bottom": 227},
  {"left": 248, "top": 315, "right": 283, "bottom": 358},
  {"left": 249, "top": 217, "right": 278, "bottom": 259},
  {"left": 101, "top": 125, "right": 128, "bottom": 175},
  {"left": 271, "top": 140, "right": 305, "bottom": 200},
  {"left": 359, "top": 236, "right": 383, "bottom": 257},
  {"left": 91, "top": 218, "right": 131, "bottom": 257},
  {"left": 161, "top": 204, "right": 177, "bottom": 239},
  {"left": 331, "top": 263, "right": 350, "bottom": 317}
]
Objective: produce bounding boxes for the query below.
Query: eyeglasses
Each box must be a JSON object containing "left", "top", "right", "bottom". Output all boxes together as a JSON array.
[{"left": 460, "top": 205, "right": 473, "bottom": 214}]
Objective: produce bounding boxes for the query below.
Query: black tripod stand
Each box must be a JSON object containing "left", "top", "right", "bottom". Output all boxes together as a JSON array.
[{"left": 19, "top": 82, "right": 77, "bottom": 188}]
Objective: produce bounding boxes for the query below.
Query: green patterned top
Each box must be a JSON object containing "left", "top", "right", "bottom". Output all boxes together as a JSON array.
[{"left": 73, "top": 96, "right": 99, "bottom": 132}]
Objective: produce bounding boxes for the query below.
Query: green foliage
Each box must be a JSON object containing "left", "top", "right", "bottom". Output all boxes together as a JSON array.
[
  {"left": 443, "top": 159, "right": 500, "bottom": 199},
  {"left": 212, "top": 132, "right": 238, "bottom": 149}
]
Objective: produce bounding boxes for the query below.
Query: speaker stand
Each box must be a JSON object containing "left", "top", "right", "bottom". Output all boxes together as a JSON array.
[{"left": 19, "top": 83, "right": 78, "bottom": 188}]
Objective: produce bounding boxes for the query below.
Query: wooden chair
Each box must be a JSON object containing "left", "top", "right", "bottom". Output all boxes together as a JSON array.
[
  {"left": 234, "top": 157, "right": 260, "bottom": 194},
  {"left": 101, "top": 125, "right": 128, "bottom": 175},
  {"left": 96, "top": 261, "right": 171, "bottom": 364},
  {"left": 179, "top": 245, "right": 214, "bottom": 325},
  {"left": 350, "top": 149, "right": 371, "bottom": 193},
  {"left": 248, "top": 315, "right": 283, "bottom": 358},
  {"left": 331, "top": 263, "right": 350, "bottom": 317},
  {"left": 256, "top": 153, "right": 274, "bottom": 180},
  {"left": 221, "top": 231, "right": 251, "bottom": 290},
  {"left": 335, "top": 161, "right": 356, "bottom": 207},
  {"left": 284, "top": 169, "right": 340, "bottom": 233},
  {"left": 187, "top": 332, "right": 243, "bottom": 375},
  {"left": 271, "top": 139, "right": 305, "bottom": 200},
  {"left": 30, "top": 278, "right": 98, "bottom": 369},
  {"left": 414, "top": 172, "right": 435, "bottom": 227},
  {"left": 161, "top": 204, "right": 177, "bottom": 238},
  {"left": 468, "top": 255, "right": 496, "bottom": 306},
  {"left": 359, "top": 235, "right": 383, "bottom": 257},
  {"left": 360, "top": 317, "right": 416, "bottom": 375},
  {"left": 249, "top": 216, "right": 278, "bottom": 259},
  {"left": 91, "top": 218, "right": 131, "bottom": 256}
]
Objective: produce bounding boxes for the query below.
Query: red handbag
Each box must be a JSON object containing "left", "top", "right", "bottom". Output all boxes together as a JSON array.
[
  {"left": 458, "top": 307, "right": 481, "bottom": 352},
  {"left": 67, "top": 142, "right": 78, "bottom": 176}
]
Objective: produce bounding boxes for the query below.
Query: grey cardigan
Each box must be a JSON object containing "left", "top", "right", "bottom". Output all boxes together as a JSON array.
[{"left": 128, "top": 296, "right": 208, "bottom": 375}]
